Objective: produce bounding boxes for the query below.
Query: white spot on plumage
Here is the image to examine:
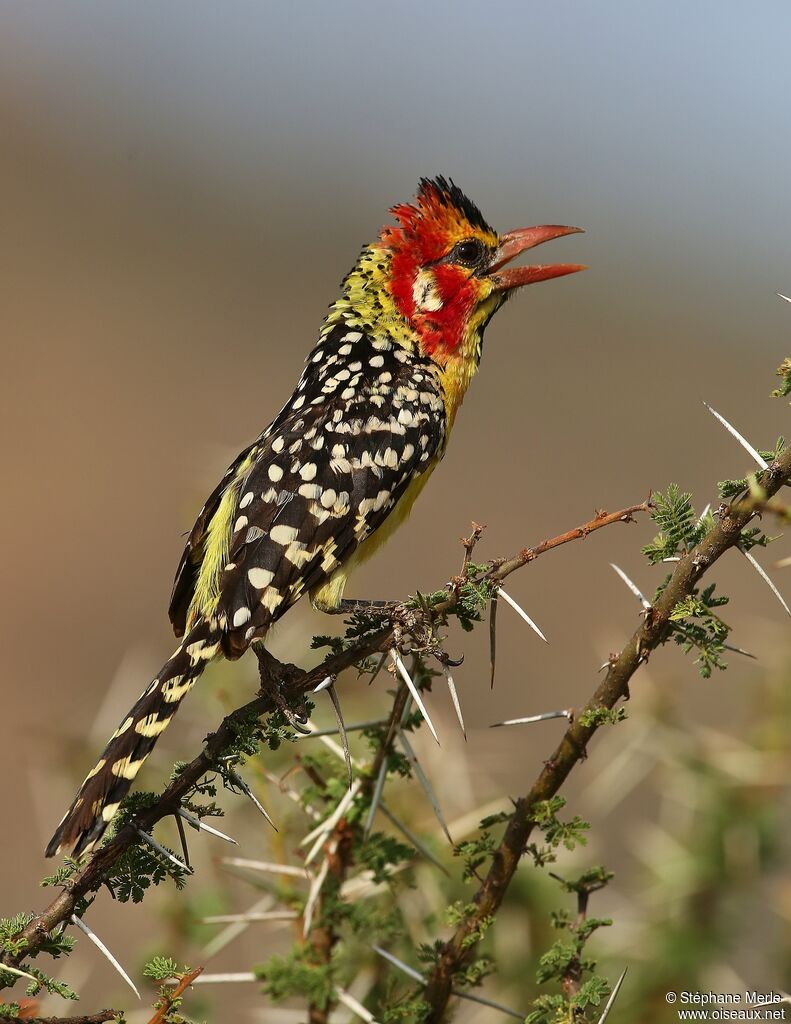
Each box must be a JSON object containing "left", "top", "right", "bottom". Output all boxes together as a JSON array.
[
  {"left": 292, "top": 394, "right": 305, "bottom": 410},
  {"left": 268, "top": 464, "right": 283, "bottom": 482},
  {"left": 233, "top": 607, "right": 252, "bottom": 628},
  {"left": 300, "top": 462, "right": 317, "bottom": 481},
  {"left": 271, "top": 436, "right": 285, "bottom": 453},
  {"left": 320, "top": 488, "right": 337, "bottom": 508},
  {"left": 262, "top": 590, "right": 283, "bottom": 612},
  {"left": 342, "top": 331, "right": 362, "bottom": 342},
  {"left": 370, "top": 355, "right": 384, "bottom": 367},
  {"left": 299, "top": 482, "right": 322, "bottom": 499},
  {"left": 102, "top": 801, "right": 121, "bottom": 822},
  {"left": 270, "top": 524, "right": 299, "bottom": 545},
  {"left": 248, "top": 567, "right": 275, "bottom": 589},
  {"left": 234, "top": 515, "right": 248, "bottom": 533},
  {"left": 240, "top": 491, "right": 254, "bottom": 509},
  {"left": 112, "top": 755, "right": 142, "bottom": 780}
]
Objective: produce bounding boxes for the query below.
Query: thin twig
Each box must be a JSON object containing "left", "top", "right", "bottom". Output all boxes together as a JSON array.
[{"left": 146, "top": 967, "right": 203, "bottom": 1024}]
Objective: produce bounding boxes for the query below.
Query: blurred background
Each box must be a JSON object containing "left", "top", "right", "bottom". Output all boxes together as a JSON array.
[{"left": 2, "top": 1, "right": 791, "bottom": 1019}]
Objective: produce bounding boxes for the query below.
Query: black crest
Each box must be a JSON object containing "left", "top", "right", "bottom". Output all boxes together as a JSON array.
[{"left": 417, "top": 176, "right": 494, "bottom": 234}]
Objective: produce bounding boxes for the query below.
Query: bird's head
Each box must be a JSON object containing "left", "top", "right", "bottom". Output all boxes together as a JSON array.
[{"left": 377, "top": 176, "right": 585, "bottom": 361}]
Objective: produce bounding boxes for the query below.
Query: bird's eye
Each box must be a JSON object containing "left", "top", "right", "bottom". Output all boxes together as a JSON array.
[{"left": 452, "top": 239, "right": 485, "bottom": 266}]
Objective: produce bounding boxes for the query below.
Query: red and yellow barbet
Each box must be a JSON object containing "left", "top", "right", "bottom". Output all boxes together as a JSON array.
[{"left": 47, "top": 177, "right": 584, "bottom": 857}]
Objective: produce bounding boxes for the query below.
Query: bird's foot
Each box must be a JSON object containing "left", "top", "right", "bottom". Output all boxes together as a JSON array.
[{"left": 252, "top": 641, "right": 311, "bottom": 733}]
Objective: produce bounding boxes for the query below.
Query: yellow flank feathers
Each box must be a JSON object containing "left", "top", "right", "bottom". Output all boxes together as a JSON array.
[
  {"left": 188, "top": 452, "right": 255, "bottom": 626},
  {"left": 310, "top": 457, "right": 439, "bottom": 612}
]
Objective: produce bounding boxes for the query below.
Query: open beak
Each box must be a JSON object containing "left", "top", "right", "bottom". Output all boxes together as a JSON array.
[{"left": 489, "top": 225, "right": 586, "bottom": 292}]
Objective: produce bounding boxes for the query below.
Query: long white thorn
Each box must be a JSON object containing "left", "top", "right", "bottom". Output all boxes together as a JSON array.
[
  {"left": 303, "top": 849, "right": 332, "bottom": 935},
  {"left": 304, "top": 779, "right": 361, "bottom": 865},
  {"left": 451, "top": 989, "right": 524, "bottom": 1019},
  {"left": 441, "top": 665, "right": 466, "bottom": 738},
  {"left": 201, "top": 911, "right": 298, "bottom": 924},
  {"left": 200, "top": 895, "right": 274, "bottom": 959},
  {"left": 312, "top": 675, "right": 334, "bottom": 693},
  {"left": 389, "top": 651, "right": 439, "bottom": 744},
  {"left": 497, "top": 587, "right": 549, "bottom": 643},
  {"left": 363, "top": 756, "right": 388, "bottom": 840},
  {"left": 177, "top": 808, "right": 237, "bottom": 845},
  {"left": 221, "top": 857, "right": 310, "bottom": 880},
  {"left": 0, "top": 963, "right": 39, "bottom": 984},
  {"left": 174, "top": 812, "right": 191, "bottom": 869},
  {"left": 597, "top": 966, "right": 628, "bottom": 1023},
  {"left": 371, "top": 945, "right": 424, "bottom": 983},
  {"left": 491, "top": 709, "right": 571, "bottom": 728},
  {"left": 297, "top": 718, "right": 388, "bottom": 738},
  {"left": 326, "top": 682, "right": 353, "bottom": 789},
  {"left": 190, "top": 972, "right": 257, "bottom": 984},
  {"left": 336, "top": 987, "right": 379, "bottom": 1023},
  {"left": 741, "top": 549, "right": 791, "bottom": 617},
  {"left": 379, "top": 803, "right": 448, "bottom": 874},
  {"left": 371, "top": 946, "right": 522, "bottom": 1018},
  {"left": 398, "top": 731, "right": 453, "bottom": 844},
  {"left": 703, "top": 402, "right": 769, "bottom": 469},
  {"left": 610, "top": 563, "right": 651, "bottom": 609},
  {"left": 227, "top": 767, "right": 278, "bottom": 831},
  {"left": 723, "top": 642, "right": 757, "bottom": 659},
  {"left": 136, "top": 827, "right": 192, "bottom": 874},
  {"left": 70, "top": 914, "right": 140, "bottom": 999}
]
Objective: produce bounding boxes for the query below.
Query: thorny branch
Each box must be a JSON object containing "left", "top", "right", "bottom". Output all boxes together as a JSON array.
[
  {"left": 420, "top": 446, "right": 791, "bottom": 1022},
  {"left": 0, "top": 498, "right": 651, "bottom": 984},
  {"left": 17, "top": 1013, "right": 119, "bottom": 1024}
]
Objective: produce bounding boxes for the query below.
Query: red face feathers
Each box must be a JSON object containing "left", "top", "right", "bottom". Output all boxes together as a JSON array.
[{"left": 378, "top": 176, "right": 585, "bottom": 359}]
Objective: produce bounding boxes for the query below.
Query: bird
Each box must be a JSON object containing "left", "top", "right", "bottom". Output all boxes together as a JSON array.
[{"left": 46, "top": 176, "right": 584, "bottom": 857}]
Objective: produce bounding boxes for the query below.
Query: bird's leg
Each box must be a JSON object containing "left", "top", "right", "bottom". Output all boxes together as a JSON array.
[{"left": 252, "top": 641, "right": 311, "bottom": 733}]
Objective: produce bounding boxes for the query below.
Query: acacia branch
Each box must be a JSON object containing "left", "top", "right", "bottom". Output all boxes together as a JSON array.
[
  {"left": 0, "top": 498, "right": 649, "bottom": 981},
  {"left": 304, "top": 683, "right": 410, "bottom": 1024},
  {"left": 421, "top": 448, "right": 791, "bottom": 1022}
]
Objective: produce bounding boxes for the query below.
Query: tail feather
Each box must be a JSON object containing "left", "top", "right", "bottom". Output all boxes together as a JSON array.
[{"left": 45, "top": 621, "right": 220, "bottom": 858}]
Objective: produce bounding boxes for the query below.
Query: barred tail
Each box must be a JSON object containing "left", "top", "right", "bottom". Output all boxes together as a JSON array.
[{"left": 45, "top": 621, "right": 221, "bottom": 858}]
